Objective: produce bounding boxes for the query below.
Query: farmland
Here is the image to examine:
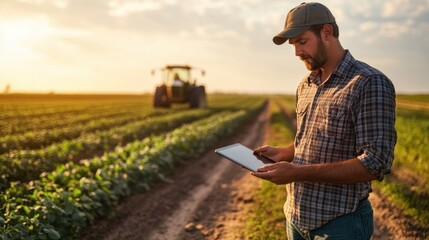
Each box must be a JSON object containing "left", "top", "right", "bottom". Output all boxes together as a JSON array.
[
  {"left": 1, "top": 93, "right": 428, "bottom": 239},
  {"left": 0, "top": 93, "right": 266, "bottom": 239}
]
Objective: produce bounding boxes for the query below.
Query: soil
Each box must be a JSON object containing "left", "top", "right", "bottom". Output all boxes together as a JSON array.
[
  {"left": 370, "top": 190, "right": 428, "bottom": 239},
  {"left": 80, "top": 103, "right": 427, "bottom": 240}
]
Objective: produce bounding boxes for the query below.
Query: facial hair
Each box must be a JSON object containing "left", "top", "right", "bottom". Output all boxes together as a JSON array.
[{"left": 300, "top": 38, "right": 328, "bottom": 71}]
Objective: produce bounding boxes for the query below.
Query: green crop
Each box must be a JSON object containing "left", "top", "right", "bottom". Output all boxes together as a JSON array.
[
  {"left": 0, "top": 109, "right": 215, "bottom": 188},
  {"left": 0, "top": 99, "right": 266, "bottom": 239}
]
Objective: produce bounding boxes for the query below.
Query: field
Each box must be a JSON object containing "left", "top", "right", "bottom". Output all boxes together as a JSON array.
[
  {"left": 0, "top": 93, "right": 428, "bottom": 239},
  {"left": 0, "top": 93, "right": 266, "bottom": 239}
]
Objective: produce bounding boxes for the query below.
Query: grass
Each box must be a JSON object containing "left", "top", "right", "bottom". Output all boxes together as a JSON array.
[
  {"left": 393, "top": 108, "right": 429, "bottom": 175},
  {"left": 373, "top": 178, "right": 429, "bottom": 225},
  {"left": 244, "top": 100, "right": 295, "bottom": 239},
  {"left": 245, "top": 181, "right": 287, "bottom": 239}
]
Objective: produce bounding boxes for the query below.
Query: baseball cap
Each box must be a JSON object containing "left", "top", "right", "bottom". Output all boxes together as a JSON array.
[{"left": 273, "top": 2, "right": 336, "bottom": 45}]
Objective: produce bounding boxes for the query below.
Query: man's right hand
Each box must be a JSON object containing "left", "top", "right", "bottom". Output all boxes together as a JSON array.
[{"left": 253, "top": 145, "right": 286, "bottom": 162}]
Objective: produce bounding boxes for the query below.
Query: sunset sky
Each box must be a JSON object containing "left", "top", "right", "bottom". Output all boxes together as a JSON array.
[{"left": 1, "top": 0, "right": 428, "bottom": 94}]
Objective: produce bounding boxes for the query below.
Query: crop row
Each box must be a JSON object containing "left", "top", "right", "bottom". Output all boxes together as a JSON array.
[
  {"left": 0, "top": 104, "right": 91, "bottom": 121},
  {"left": 0, "top": 103, "right": 264, "bottom": 239},
  {"left": 0, "top": 108, "right": 165, "bottom": 154},
  {"left": 0, "top": 109, "right": 215, "bottom": 188},
  {"left": 0, "top": 94, "right": 263, "bottom": 137},
  {"left": 208, "top": 95, "right": 266, "bottom": 109},
  {"left": 0, "top": 96, "right": 152, "bottom": 120},
  {"left": 0, "top": 105, "right": 155, "bottom": 137},
  {"left": 0, "top": 103, "right": 107, "bottom": 121},
  {"left": 0, "top": 96, "right": 267, "bottom": 188},
  {"left": 0, "top": 93, "right": 257, "bottom": 121}
]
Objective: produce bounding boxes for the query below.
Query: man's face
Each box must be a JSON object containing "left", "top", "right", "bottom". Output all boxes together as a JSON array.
[{"left": 289, "top": 30, "right": 327, "bottom": 71}]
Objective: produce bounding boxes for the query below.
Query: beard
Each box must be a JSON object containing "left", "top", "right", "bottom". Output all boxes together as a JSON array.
[{"left": 300, "top": 38, "right": 328, "bottom": 71}]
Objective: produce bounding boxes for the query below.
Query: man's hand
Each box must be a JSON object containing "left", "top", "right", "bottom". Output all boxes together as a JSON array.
[
  {"left": 253, "top": 145, "right": 287, "bottom": 162},
  {"left": 251, "top": 161, "right": 300, "bottom": 185}
]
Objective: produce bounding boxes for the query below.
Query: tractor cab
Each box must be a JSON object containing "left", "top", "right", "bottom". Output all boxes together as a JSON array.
[{"left": 152, "top": 65, "right": 207, "bottom": 108}]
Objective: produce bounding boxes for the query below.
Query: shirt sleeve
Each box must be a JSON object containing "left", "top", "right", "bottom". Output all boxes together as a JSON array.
[{"left": 355, "top": 74, "right": 397, "bottom": 181}]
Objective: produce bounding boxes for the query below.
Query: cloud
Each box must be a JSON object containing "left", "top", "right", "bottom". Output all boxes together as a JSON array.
[
  {"left": 185, "top": 0, "right": 230, "bottom": 16},
  {"left": 16, "top": 0, "right": 69, "bottom": 9},
  {"left": 179, "top": 24, "right": 248, "bottom": 44},
  {"left": 330, "top": 0, "right": 429, "bottom": 20},
  {"left": 108, "top": 0, "right": 163, "bottom": 17},
  {"left": 359, "top": 22, "right": 378, "bottom": 31},
  {"left": 359, "top": 19, "right": 418, "bottom": 43},
  {"left": 333, "top": 0, "right": 429, "bottom": 44},
  {"left": 382, "top": 0, "right": 429, "bottom": 18},
  {"left": 2, "top": 0, "right": 428, "bottom": 94},
  {"left": 52, "top": 0, "right": 68, "bottom": 9}
]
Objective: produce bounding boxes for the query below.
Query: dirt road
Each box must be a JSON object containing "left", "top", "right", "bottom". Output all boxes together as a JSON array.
[
  {"left": 80, "top": 103, "right": 426, "bottom": 239},
  {"left": 80, "top": 105, "right": 270, "bottom": 240}
]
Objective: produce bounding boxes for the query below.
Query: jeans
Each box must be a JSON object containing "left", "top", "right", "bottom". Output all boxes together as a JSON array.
[{"left": 286, "top": 198, "right": 374, "bottom": 240}]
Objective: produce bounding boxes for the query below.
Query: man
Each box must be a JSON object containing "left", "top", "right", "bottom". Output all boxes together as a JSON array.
[
  {"left": 172, "top": 73, "right": 184, "bottom": 87},
  {"left": 252, "top": 2, "right": 397, "bottom": 239}
]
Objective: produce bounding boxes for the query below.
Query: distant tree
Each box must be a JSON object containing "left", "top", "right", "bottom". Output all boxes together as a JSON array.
[{"left": 4, "top": 84, "right": 10, "bottom": 94}]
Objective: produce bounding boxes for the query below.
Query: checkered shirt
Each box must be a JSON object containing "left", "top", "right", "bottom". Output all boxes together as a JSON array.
[{"left": 285, "top": 50, "right": 397, "bottom": 231}]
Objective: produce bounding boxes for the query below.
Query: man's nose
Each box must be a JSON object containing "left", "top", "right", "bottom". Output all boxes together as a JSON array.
[{"left": 295, "top": 46, "right": 302, "bottom": 57}]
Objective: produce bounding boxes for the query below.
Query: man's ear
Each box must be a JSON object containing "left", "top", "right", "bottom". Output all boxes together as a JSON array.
[{"left": 322, "top": 24, "right": 333, "bottom": 41}]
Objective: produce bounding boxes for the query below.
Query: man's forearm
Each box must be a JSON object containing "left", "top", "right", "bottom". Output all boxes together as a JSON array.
[{"left": 297, "top": 158, "right": 377, "bottom": 184}]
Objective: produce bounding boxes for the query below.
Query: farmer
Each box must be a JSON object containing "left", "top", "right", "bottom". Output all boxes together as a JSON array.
[
  {"left": 172, "top": 73, "right": 184, "bottom": 87},
  {"left": 252, "top": 2, "right": 397, "bottom": 239}
]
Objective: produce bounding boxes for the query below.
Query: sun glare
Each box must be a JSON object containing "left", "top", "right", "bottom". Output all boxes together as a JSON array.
[{"left": 0, "top": 16, "right": 52, "bottom": 61}]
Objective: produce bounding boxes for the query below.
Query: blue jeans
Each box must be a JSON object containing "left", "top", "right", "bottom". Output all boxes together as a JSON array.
[{"left": 286, "top": 198, "right": 374, "bottom": 240}]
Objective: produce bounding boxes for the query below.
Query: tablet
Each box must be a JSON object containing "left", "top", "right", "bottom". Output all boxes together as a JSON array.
[{"left": 215, "top": 143, "right": 275, "bottom": 172}]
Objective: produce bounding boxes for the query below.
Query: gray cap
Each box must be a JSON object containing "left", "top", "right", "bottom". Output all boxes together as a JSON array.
[{"left": 273, "top": 2, "right": 336, "bottom": 45}]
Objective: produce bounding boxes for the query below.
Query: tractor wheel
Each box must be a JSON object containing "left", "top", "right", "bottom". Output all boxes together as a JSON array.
[
  {"left": 189, "top": 86, "right": 207, "bottom": 108},
  {"left": 153, "top": 85, "right": 171, "bottom": 108}
]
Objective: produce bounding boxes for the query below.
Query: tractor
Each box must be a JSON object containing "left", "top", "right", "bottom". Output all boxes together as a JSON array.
[{"left": 152, "top": 65, "right": 207, "bottom": 108}]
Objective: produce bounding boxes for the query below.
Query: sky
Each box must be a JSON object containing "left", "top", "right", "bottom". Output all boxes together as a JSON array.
[{"left": 0, "top": 0, "right": 428, "bottom": 94}]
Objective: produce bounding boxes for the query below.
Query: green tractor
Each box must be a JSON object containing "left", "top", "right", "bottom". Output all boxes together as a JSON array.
[{"left": 152, "top": 65, "right": 207, "bottom": 108}]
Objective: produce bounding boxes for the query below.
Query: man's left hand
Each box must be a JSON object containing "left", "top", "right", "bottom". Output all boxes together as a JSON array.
[{"left": 251, "top": 161, "right": 300, "bottom": 185}]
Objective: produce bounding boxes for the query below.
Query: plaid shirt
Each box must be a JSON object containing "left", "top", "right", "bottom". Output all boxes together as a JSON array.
[{"left": 285, "top": 50, "right": 397, "bottom": 231}]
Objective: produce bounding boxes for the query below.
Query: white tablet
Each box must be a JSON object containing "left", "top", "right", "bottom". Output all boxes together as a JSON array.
[{"left": 215, "top": 143, "right": 275, "bottom": 172}]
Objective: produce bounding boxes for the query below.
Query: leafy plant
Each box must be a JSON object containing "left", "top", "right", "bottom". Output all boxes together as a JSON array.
[{"left": 0, "top": 101, "right": 265, "bottom": 239}]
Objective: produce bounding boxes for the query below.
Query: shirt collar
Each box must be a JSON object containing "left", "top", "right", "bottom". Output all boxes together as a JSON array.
[
  {"left": 307, "top": 70, "right": 320, "bottom": 86},
  {"left": 332, "top": 50, "right": 354, "bottom": 79}
]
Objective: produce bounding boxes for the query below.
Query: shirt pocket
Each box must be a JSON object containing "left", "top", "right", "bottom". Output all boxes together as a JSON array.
[
  {"left": 321, "top": 103, "right": 351, "bottom": 140},
  {"left": 295, "top": 101, "right": 310, "bottom": 144}
]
